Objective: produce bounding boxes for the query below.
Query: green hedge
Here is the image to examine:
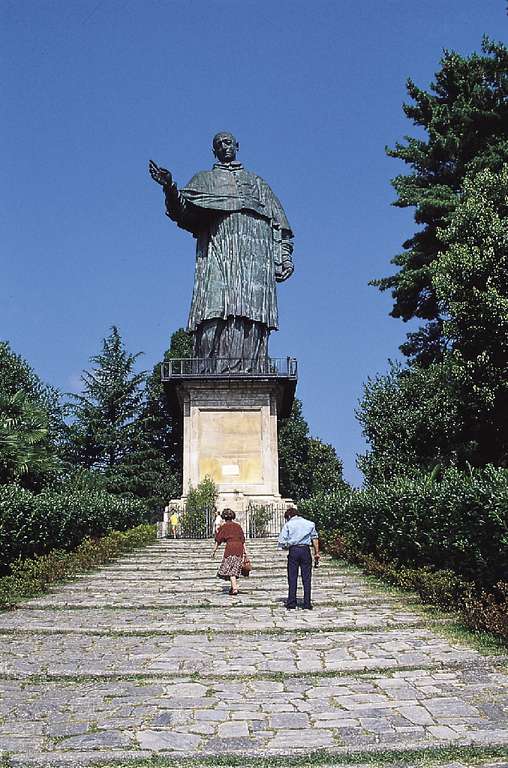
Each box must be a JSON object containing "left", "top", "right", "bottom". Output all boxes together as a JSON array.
[
  {"left": 299, "top": 465, "right": 508, "bottom": 587},
  {"left": 326, "top": 534, "right": 508, "bottom": 641},
  {"left": 0, "top": 484, "right": 151, "bottom": 573},
  {"left": 0, "top": 523, "right": 156, "bottom": 610}
]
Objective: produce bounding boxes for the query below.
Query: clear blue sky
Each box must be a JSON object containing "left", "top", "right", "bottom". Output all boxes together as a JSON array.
[{"left": 2, "top": 1, "right": 506, "bottom": 485}]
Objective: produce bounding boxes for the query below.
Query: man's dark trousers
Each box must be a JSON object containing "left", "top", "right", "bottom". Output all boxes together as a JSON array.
[{"left": 287, "top": 545, "right": 312, "bottom": 608}]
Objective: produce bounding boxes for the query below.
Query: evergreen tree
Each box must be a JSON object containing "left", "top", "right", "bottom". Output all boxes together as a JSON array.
[
  {"left": 65, "top": 326, "right": 146, "bottom": 470},
  {"left": 139, "top": 329, "right": 193, "bottom": 474},
  {"left": 359, "top": 166, "right": 508, "bottom": 480},
  {"left": 0, "top": 341, "right": 62, "bottom": 488},
  {"left": 357, "top": 360, "right": 470, "bottom": 485},
  {"left": 432, "top": 165, "right": 508, "bottom": 465},
  {"left": 278, "top": 399, "right": 312, "bottom": 500},
  {"left": 373, "top": 37, "right": 508, "bottom": 363},
  {"left": 105, "top": 328, "right": 194, "bottom": 507},
  {"left": 307, "top": 438, "right": 347, "bottom": 496}
]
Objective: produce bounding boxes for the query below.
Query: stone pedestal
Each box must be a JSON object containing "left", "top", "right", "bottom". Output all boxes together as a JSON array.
[{"left": 162, "top": 360, "right": 297, "bottom": 532}]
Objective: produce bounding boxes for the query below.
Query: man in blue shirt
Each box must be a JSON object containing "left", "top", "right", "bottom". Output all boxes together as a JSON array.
[{"left": 277, "top": 507, "right": 320, "bottom": 610}]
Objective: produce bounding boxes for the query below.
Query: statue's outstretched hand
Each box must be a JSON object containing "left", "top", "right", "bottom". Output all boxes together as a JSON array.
[{"left": 149, "top": 160, "right": 173, "bottom": 189}]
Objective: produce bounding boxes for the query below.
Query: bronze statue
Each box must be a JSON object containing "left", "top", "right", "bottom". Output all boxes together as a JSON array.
[{"left": 149, "top": 132, "right": 294, "bottom": 370}]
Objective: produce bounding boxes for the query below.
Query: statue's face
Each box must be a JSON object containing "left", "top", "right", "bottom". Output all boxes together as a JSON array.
[{"left": 213, "top": 133, "right": 238, "bottom": 163}]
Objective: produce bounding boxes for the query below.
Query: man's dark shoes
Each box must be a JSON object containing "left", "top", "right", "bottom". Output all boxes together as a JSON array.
[
  {"left": 302, "top": 604, "right": 313, "bottom": 610},
  {"left": 285, "top": 604, "right": 296, "bottom": 610}
]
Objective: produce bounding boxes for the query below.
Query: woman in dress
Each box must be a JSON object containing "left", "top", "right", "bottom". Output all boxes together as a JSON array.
[{"left": 212, "top": 509, "right": 246, "bottom": 595}]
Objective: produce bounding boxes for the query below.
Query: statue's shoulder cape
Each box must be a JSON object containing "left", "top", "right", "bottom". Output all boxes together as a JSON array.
[{"left": 181, "top": 167, "right": 292, "bottom": 234}]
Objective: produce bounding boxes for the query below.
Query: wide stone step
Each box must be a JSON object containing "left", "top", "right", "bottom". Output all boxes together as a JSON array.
[
  {"left": 0, "top": 626, "right": 481, "bottom": 680},
  {"left": 2, "top": 667, "right": 507, "bottom": 759},
  {"left": 99, "top": 558, "right": 330, "bottom": 568},
  {"left": 56, "top": 568, "right": 359, "bottom": 586},
  {"left": 18, "top": 592, "right": 405, "bottom": 612},
  {"left": 0, "top": 604, "right": 433, "bottom": 634},
  {"left": 20, "top": 578, "right": 401, "bottom": 602},
  {"left": 39, "top": 587, "right": 381, "bottom": 607}
]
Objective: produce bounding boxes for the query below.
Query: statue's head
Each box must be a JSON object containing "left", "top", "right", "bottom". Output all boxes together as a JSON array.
[{"left": 212, "top": 132, "right": 239, "bottom": 164}]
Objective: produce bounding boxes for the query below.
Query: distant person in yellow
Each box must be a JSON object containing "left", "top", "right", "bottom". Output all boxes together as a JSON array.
[{"left": 169, "top": 510, "right": 180, "bottom": 539}]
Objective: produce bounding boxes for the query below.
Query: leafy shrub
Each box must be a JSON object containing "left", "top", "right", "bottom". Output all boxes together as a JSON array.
[
  {"left": 461, "top": 582, "right": 508, "bottom": 638},
  {"left": 327, "top": 534, "right": 508, "bottom": 640},
  {"left": 0, "top": 484, "right": 151, "bottom": 573},
  {"left": 247, "top": 504, "right": 273, "bottom": 537},
  {"left": 301, "top": 465, "right": 508, "bottom": 586},
  {"left": 0, "top": 523, "right": 155, "bottom": 610},
  {"left": 179, "top": 477, "right": 217, "bottom": 538}
]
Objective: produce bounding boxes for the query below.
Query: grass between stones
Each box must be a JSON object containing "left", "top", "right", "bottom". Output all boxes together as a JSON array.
[
  {"left": 4, "top": 745, "right": 508, "bottom": 768},
  {"left": 5, "top": 657, "right": 507, "bottom": 686}
]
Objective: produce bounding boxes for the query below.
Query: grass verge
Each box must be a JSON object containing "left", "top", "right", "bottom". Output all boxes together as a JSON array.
[{"left": 6, "top": 745, "right": 508, "bottom": 768}]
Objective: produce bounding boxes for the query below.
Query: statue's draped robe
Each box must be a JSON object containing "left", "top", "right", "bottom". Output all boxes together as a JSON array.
[{"left": 164, "top": 162, "right": 293, "bottom": 365}]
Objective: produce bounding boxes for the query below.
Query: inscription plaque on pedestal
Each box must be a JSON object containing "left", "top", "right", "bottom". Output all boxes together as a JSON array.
[{"left": 198, "top": 410, "right": 263, "bottom": 485}]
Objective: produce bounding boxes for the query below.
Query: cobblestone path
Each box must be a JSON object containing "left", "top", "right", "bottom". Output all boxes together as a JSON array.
[{"left": 0, "top": 538, "right": 507, "bottom": 766}]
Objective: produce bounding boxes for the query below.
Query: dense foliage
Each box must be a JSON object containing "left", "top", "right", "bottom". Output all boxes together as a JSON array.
[
  {"left": 0, "top": 342, "right": 62, "bottom": 489},
  {"left": 0, "top": 483, "right": 150, "bottom": 573},
  {"left": 179, "top": 476, "right": 218, "bottom": 537},
  {"left": 373, "top": 37, "right": 508, "bottom": 364},
  {"left": 360, "top": 165, "right": 508, "bottom": 479},
  {"left": 300, "top": 465, "right": 508, "bottom": 587},
  {"left": 432, "top": 165, "right": 508, "bottom": 466},
  {"left": 357, "top": 360, "right": 467, "bottom": 484}
]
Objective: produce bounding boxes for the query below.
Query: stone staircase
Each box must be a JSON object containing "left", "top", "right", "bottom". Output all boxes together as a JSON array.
[{"left": 0, "top": 537, "right": 507, "bottom": 765}]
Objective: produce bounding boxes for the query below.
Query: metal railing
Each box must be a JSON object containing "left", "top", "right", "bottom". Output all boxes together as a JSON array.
[
  {"left": 161, "top": 357, "right": 297, "bottom": 379},
  {"left": 247, "top": 503, "right": 287, "bottom": 538},
  {"left": 164, "top": 506, "right": 215, "bottom": 540}
]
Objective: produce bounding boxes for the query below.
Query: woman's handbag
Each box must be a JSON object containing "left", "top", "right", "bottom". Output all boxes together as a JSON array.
[{"left": 241, "top": 556, "right": 252, "bottom": 577}]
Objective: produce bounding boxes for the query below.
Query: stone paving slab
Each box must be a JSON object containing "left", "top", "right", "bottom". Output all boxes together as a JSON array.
[
  {"left": 9, "top": 761, "right": 508, "bottom": 768},
  {"left": 0, "top": 627, "right": 480, "bottom": 679},
  {"left": 1, "top": 668, "right": 507, "bottom": 758},
  {"left": 49, "top": 571, "right": 362, "bottom": 589}
]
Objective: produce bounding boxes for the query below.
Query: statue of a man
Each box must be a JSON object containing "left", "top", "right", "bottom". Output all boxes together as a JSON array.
[{"left": 149, "top": 132, "right": 294, "bottom": 370}]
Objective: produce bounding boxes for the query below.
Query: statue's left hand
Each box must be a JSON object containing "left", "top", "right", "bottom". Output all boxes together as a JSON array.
[{"left": 276, "top": 261, "right": 294, "bottom": 282}]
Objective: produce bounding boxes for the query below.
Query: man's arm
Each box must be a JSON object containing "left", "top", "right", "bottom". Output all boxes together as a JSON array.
[
  {"left": 277, "top": 522, "right": 290, "bottom": 549},
  {"left": 310, "top": 524, "right": 320, "bottom": 562}
]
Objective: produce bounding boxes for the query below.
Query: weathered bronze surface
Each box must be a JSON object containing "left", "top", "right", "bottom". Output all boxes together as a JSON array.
[{"left": 149, "top": 132, "right": 294, "bottom": 370}]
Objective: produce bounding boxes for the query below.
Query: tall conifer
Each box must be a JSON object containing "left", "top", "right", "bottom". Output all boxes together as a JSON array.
[{"left": 374, "top": 37, "right": 508, "bottom": 363}]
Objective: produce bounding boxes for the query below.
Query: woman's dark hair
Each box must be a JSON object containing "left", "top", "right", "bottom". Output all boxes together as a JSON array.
[{"left": 221, "top": 508, "right": 236, "bottom": 521}]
